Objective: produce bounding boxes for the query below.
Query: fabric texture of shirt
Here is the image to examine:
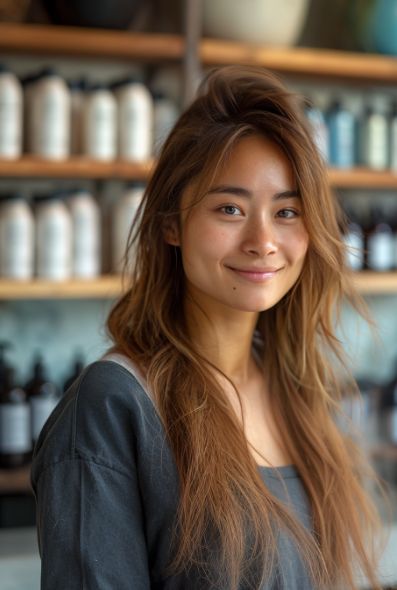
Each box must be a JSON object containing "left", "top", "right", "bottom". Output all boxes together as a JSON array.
[{"left": 31, "top": 352, "right": 314, "bottom": 589}]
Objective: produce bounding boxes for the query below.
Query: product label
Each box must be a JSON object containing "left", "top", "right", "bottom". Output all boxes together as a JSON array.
[
  {"left": 30, "top": 397, "right": 59, "bottom": 441},
  {"left": 0, "top": 404, "right": 31, "bottom": 453}
]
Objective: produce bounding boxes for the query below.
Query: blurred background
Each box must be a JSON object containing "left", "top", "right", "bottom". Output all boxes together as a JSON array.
[{"left": 1, "top": 0, "right": 397, "bottom": 588}]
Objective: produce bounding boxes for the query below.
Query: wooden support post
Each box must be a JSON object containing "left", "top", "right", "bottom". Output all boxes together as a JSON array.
[{"left": 183, "top": 0, "right": 203, "bottom": 107}]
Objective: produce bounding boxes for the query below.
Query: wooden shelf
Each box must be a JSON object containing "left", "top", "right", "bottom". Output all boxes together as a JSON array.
[
  {"left": 0, "top": 157, "right": 154, "bottom": 180},
  {"left": 0, "top": 24, "right": 397, "bottom": 84},
  {"left": 328, "top": 168, "right": 397, "bottom": 189},
  {"left": 352, "top": 272, "right": 397, "bottom": 295},
  {"left": 0, "top": 275, "right": 124, "bottom": 300},
  {"left": 200, "top": 38, "right": 397, "bottom": 84},
  {"left": 0, "top": 465, "right": 31, "bottom": 494},
  {"left": 0, "top": 23, "right": 184, "bottom": 62},
  {"left": 2, "top": 159, "right": 397, "bottom": 187},
  {"left": 0, "top": 273, "right": 396, "bottom": 299}
]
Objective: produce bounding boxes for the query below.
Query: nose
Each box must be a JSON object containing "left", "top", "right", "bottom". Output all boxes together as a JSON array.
[{"left": 241, "top": 216, "right": 278, "bottom": 257}]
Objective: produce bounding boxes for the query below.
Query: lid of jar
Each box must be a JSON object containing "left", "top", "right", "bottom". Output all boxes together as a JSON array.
[
  {"left": 0, "top": 63, "right": 11, "bottom": 74},
  {"left": 125, "top": 181, "right": 146, "bottom": 190},
  {"left": 110, "top": 75, "right": 142, "bottom": 91},
  {"left": 33, "top": 190, "right": 68, "bottom": 204},
  {"left": 37, "top": 66, "right": 60, "bottom": 79},
  {"left": 0, "top": 192, "right": 28, "bottom": 203},
  {"left": 88, "top": 81, "right": 111, "bottom": 92},
  {"left": 69, "top": 77, "right": 88, "bottom": 92},
  {"left": 21, "top": 71, "right": 42, "bottom": 87}
]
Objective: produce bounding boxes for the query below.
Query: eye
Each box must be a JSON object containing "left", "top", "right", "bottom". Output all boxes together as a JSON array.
[
  {"left": 219, "top": 205, "right": 242, "bottom": 216},
  {"left": 277, "top": 208, "right": 300, "bottom": 219}
]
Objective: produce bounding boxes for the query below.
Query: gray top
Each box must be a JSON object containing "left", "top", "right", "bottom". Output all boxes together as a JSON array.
[{"left": 31, "top": 353, "right": 314, "bottom": 589}]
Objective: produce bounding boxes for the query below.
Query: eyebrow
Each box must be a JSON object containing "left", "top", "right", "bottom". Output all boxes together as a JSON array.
[{"left": 206, "top": 185, "right": 300, "bottom": 200}]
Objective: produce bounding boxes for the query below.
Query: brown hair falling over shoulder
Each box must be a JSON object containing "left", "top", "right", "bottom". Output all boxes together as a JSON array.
[{"left": 107, "top": 65, "right": 387, "bottom": 589}]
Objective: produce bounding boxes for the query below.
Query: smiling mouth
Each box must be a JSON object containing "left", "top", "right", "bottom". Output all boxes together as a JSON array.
[{"left": 227, "top": 266, "right": 281, "bottom": 283}]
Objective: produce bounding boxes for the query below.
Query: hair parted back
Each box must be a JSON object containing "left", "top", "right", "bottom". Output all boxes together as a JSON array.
[{"left": 107, "top": 65, "right": 386, "bottom": 589}]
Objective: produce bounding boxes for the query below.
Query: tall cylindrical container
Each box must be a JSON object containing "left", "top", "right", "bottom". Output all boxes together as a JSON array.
[
  {"left": 112, "top": 183, "right": 145, "bottom": 273},
  {"left": 30, "top": 67, "right": 71, "bottom": 160},
  {"left": 35, "top": 192, "right": 72, "bottom": 280},
  {"left": 83, "top": 83, "right": 117, "bottom": 161},
  {"left": 0, "top": 64, "right": 23, "bottom": 159},
  {"left": 327, "top": 99, "right": 356, "bottom": 169},
  {"left": 152, "top": 90, "right": 179, "bottom": 156},
  {"left": 0, "top": 193, "right": 34, "bottom": 279},
  {"left": 113, "top": 78, "right": 153, "bottom": 161},
  {"left": 0, "top": 343, "right": 31, "bottom": 469},
  {"left": 67, "top": 189, "right": 101, "bottom": 278}
]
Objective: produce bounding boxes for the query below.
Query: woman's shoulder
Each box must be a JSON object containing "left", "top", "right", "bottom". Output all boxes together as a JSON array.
[{"left": 32, "top": 353, "right": 166, "bottom": 483}]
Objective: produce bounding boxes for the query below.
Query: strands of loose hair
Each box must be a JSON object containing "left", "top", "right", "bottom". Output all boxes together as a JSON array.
[{"left": 107, "top": 65, "right": 388, "bottom": 589}]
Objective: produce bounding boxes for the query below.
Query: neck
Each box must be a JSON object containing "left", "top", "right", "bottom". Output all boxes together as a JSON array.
[{"left": 184, "top": 297, "right": 260, "bottom": 384}]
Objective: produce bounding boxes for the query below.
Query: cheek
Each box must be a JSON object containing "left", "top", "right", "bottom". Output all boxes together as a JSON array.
[{"left": 285, "top": 227, "right": 309, "bottom": 263}]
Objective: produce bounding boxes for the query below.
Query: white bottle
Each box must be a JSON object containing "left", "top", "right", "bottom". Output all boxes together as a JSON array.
[
  {"left": 67, "top": 189, "right": 101, "bottom": 278},
  {"left": 83, "top": 83, "right": 117, "bottom": 161},
  {"left": 0, "top": 64, "right": 23, "bottom": 159},
  {"left": 0, "top": 193, "right": 34, "bottom": 279},
  {"left": 305, "top": 99, "right": 329, "bottom": 163},
  {"left": 69, "top": 78, "right": 86, "bottom": 155},
  {"left": 35, "top": 192, "right": 72, "bottom": 281},
  {"left": 114, "top": 77, "right": 153, "bottom": 161},
  {"left": 30, "top": 67, "right": 71, "bottom": 160},
  {"left": 389, "top": 102, "right": 397, "bottom": 171},
  {"left": 112, "top": 183, "right": 145, "bottom": 273},
  {"left": 153, "top": 90, "right": 179, "bottom": 156},
  {"left": 360, "top": 103, "right": 389, "bottom": 170}
]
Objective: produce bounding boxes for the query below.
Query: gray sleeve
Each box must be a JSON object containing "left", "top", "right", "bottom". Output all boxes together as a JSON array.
[{"left": 36, "top": 456, "right": 151, "bottom": 590}]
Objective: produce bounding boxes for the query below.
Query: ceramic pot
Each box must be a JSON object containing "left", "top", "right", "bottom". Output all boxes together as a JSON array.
[
  {"left": 202, "top": 0, "right": 310, "bottom": 46},
  {"left": 353, "top": 0, "right": 397, "bottom": 55},
  {"left": 43, "top": 0, "right": 143, "bottom": 30}
]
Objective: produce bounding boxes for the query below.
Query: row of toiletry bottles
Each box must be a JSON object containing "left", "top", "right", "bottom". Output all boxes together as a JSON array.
[
  {"left": 305, "top": 96, "right": 397, "bottom": 170},
  {"left": 0, "top": 343, "right": 84, "bottom": 469},
  {"left": 0, "top": 63, "right": 179, "bottom": 161},
  {"left": 343, "top": 205, "right": 397, "bottom": 272},
  {"left": 0, "top": 183, "right": 144, "bottom": 280}
]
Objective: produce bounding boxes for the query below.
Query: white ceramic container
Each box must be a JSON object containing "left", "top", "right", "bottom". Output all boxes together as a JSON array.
[{"left": 203, "top": 0, "right": 309, "bottom": 46}]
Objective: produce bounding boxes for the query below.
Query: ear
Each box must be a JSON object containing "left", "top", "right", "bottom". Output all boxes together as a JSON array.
[{"left": 163, "top": 219, "right": 180, "bottom": 246}]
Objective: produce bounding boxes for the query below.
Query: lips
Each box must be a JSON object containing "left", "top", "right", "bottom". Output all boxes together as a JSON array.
[{"left": 226, "top": 265, "right": 281, "bottom": 283}]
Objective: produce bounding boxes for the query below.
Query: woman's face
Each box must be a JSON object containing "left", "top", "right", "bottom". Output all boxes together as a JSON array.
[{"left": 168, "top": 134, "right": 309, "bottom": 315}]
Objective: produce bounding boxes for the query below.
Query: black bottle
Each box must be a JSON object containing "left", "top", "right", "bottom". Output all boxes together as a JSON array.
[
  {"left": 63, "top": 355, "right": 85, "bottom": 393},
  {"left": 0, "top": 343, "right": 31, "bottom": 469},
  {"left": 25, "top": 354, "right": 60, "bottom": 445}
]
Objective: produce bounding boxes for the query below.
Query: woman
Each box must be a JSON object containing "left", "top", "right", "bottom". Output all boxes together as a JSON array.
[{"left": 32, "top": 66, "right": 385, "bottom": 589}]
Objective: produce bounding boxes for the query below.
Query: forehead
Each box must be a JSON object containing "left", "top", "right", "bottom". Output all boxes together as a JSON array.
[{"left": 182, "top": 134, "right": 295, "bottom": 208}]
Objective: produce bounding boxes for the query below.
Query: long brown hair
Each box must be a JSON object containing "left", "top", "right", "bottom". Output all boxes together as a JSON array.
[{"left": 107, "top": 66, "right": 386, "bottom": 589}]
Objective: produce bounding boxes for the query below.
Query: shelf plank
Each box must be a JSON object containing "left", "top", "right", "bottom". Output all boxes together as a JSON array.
[
  {"left": 328, "top": 168, "right": 397, "bottom": 189},
  {"left": 200, "top": 38, "right": 397, "bottom": 83},
  {"left": 0, "top": 157, "right": 154, "bottom": 180},
  {"left": 0, "top": 275, "right": 124, "bottom": 300},
  {"left": 2, "top": 159, "right": 397, "bottom": 187},
  {"left": 0, "top": 24, "right": 397, "bottom": 84},
  {"left": 0, "top": 273, "right": 397, "bottom": 299},
  {"left": 0, "top": 23, "right": 184, "bottom": 62},
  {"left": 0, "top": 466, "right": 31, "bottom": 494},
  {"left": 352, "top": 272, "right": 397, "bottom": 294}
]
